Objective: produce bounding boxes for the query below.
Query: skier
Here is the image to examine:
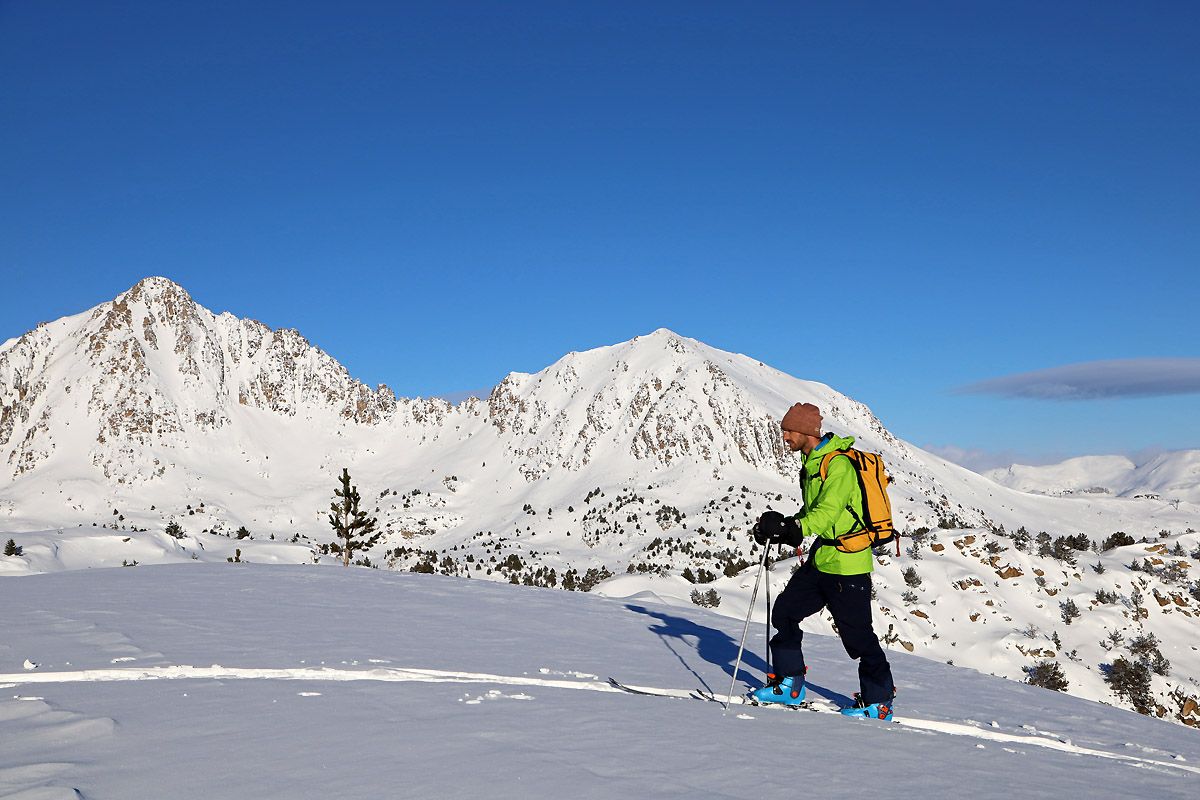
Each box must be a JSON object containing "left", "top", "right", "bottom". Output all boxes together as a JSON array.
[{"left": 750, "top": 402, "right": 896, "bottom": 720}]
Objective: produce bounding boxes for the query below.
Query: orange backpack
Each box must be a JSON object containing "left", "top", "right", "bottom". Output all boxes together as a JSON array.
[{"left": 818, "top": 448, "right": 899, "bottom": 556}]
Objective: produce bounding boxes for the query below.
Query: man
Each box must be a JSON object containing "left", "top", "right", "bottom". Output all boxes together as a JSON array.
[{"left": 750, "top": 401, "right": 896, "bottom": 720}]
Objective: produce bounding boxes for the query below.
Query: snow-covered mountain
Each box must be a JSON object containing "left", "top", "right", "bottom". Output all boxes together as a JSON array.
[
  {"left": 986, "top": 452, "right": 1200, "bottom": 505},
  {"left": 4, "top": 277, "right": 1193, "bottom": 538},
  {"left": 3, "top": 277, "right": 1200, "bottom": 727}
]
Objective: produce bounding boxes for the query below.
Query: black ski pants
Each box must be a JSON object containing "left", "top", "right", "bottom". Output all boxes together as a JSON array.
[{"left": 770, "top": 565, "right": 895, "bottom": 705}]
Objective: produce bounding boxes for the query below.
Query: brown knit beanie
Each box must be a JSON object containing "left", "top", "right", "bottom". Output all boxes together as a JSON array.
[{"left": 781, "top": 402, "right": 822, "bottom": 437}]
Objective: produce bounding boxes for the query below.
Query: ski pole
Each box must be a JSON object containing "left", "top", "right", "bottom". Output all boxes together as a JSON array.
[
  {"left": 765, "top": 546, "right": 772, "bottom": 668},
  {"left": 725, "top": 542, "right": 771, "bottom": 711}
]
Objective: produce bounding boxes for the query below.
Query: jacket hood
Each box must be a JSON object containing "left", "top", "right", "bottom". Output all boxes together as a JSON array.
[
  {"left": 802, "top": 433, "right": 856, "bottom": 469},
  {"left": 815, "top": 433, "right": 856, "bottom": 454}
]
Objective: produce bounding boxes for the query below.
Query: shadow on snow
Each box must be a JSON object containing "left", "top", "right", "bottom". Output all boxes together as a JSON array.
[{"left": 624, "top": 604, "right": 853, "bottom": 706}]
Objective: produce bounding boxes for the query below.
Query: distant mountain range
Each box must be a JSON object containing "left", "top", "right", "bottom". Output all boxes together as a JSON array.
[
  {"left": 3, "top": 276, "right": 1195, "bottom": 535},
  {"left": 2, "top": 277, "right": 1199, "bottom": 725},
  {"left": 986, "top": 453, "right": 1200, "bottom": 505}
]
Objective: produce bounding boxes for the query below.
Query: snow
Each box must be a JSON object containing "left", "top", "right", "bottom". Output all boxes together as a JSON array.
[
  {"left": 4, "top": 277, "right": 1200, "bottom": 734},
  {"left": 1, "top": 564, "right": 1197, "bottom": 799},
  {"left": 987, "top": 452, "right": 1200, "bottom": 504}
]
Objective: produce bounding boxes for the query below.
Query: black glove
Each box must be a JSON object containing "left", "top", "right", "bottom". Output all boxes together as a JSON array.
[
  {"left": 753, "top": 511, "right": 802, "bottom": 546},
  {"left": 753, "top": 511, "right": 787, "bottom": 545},
  {"left": 781, "top": 516, "right": 801, "bottom": 544}
]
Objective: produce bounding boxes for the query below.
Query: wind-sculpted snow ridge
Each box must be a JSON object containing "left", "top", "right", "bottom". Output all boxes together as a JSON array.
[
  {"left": 2, "top": 565, "right": 1198, "bottom": 799},
  {"left": 0, "top": 694, "right": 115, "bottom": 798}
]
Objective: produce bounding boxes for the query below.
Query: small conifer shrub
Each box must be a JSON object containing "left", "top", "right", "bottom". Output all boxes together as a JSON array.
[
  {"left": 1101, "top": 531, "right": 1135, "bottom": 551},
  {"left": 1127, "top": 633, "right": 1170, "bottom": 676},
  {"left": 1103, "top": 657, "right": 1153, "bottom": 714},
  {"left": 1024, "top": 660, "right": 1069, "bottom": 692},
  {"left": 902, "top": 566, "right": 922, "bottom": 588},
  {"left": 1060, "top": 599, "right": 1081, "bottom": 624}
]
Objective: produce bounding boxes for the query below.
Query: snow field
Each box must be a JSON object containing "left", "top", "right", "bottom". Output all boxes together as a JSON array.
[{"left": 2, "top": 564, "right": 1199, "bottom": 799}]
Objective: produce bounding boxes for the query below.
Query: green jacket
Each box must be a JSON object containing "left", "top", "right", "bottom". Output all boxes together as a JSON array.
[{"left": 793, "top": 433, "right": 873, "bottom": 575}]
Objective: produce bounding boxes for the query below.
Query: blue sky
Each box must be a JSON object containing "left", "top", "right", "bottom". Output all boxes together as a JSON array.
[{"left": 2, "top": 1, "right": 1197, "bottom": 469}]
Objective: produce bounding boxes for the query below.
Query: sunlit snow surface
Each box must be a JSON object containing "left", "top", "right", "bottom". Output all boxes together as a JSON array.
[
  {"left": 2, "top": 565, "right": 1197, "bottom": 799},
  {"left": 4, "top": 285, "right": 1200, "bottom": 728}
]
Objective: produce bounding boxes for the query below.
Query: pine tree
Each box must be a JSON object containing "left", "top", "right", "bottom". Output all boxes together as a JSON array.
[
  {"left": 4, "top": 538, "right": 19, "bottom": 556},
  {"left": 327, "top": 468, "right": 381, "bottom": 567}
]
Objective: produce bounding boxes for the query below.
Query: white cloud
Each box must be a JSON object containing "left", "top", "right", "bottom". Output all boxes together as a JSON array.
[{"left": 955, "top": 358, "right": 1200, "bottom": 400}]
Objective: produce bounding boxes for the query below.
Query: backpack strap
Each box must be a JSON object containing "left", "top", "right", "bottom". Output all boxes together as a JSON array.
[
  {"left": 818, "top": 450, "right": 865, "bottom": 532},
  {"left": 818, "top": 449, "right": 852, "bottom": 482}
]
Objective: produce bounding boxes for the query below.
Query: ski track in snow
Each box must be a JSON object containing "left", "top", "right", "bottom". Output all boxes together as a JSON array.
[{"left": 2, "top": 665, "right": 1197, "bottom": 778}]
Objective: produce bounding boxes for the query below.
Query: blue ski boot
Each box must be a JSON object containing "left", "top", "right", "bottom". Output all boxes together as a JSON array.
[
  {"left": 840, "top": 693, "right": 893, "bottom": 721},
  {"left": 749, "top": 673, "right": 806, "bottom": 706}
]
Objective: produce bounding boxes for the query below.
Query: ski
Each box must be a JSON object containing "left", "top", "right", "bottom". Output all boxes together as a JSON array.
[
  {"left": 608, "top": 677, "right": 891, "bottom": 720},
  {"left": 607, "top": 677, "right": 827, "bottom": 713},
  {"left": 605, "top": 677, "right": 706, "bottom": 701},
  {"left": 694, "top": 688, "right": 832, "bottom": 713}
]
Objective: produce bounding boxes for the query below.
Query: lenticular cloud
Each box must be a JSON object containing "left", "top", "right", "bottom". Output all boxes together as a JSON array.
[{"left": 957, "top": 358, "right": 1200, "bottom": 400}]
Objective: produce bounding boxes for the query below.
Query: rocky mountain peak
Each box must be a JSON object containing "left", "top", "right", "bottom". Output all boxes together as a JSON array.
[
  {"left": 481, "top": 328, "right": 799, "bottom": 480},
  {"left": 630, "top": 327, "right": 694, "bottom": 353},
  {"left": 120, "top": 275, "right": 195, "bottom": 307},
  {"left": 0, "top": 278, "right": 419, "bottom": 481}
]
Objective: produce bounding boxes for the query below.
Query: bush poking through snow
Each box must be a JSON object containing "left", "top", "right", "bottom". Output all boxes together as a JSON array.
[
  {"left": 1127, "top": 633, "right": 1170, "bottom": 676},
  {"left": 1101, "top": 531, "right": 1135, "bottom": 551},
  {"left": 577, "top": 566, "right": 613, "bottom": 592},
  {"left": 902, "top": 566, "right": 922, "bottom": 588},
  {"left": 1103, "top": 657, "right": 1153, "bottom": 714},
  {"left": 690, "top": 588, "right": 721, "bottom": 608},
  {"left": 1025, "top": 660, "right": 1069, "bottom": 692}
]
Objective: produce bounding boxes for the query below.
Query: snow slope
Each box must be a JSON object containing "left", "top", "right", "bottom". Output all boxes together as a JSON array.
[
  {"left": 1, "top": 564, "right": 1198, "bottom": 800},
  {"left": 987, "top": 452, "right": 1200, "bottom": 505},
  {"left": 3, "top": 277, "right": 1200, "bottom": 727}
]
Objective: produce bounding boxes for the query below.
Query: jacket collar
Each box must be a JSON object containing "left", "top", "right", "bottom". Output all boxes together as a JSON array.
[{"left": 802, "top": 433, "right": 834, "bottom": 467}]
